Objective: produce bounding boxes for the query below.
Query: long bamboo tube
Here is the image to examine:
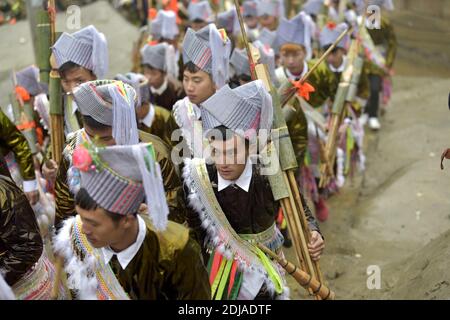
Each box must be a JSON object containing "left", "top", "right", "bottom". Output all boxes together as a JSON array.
[
  {"left": 279, "top": 198, "right": 315, "bottom": 296},
  {"left": 258, "top": 244, "right": 335, "bottom": 300},
  {"left": 287, "top": 170, "right": 324, "bottom": 282},
  {"left": 47, "top": 0, "right": 70, "bottom": 299},
  {"left": 233, "top": 0, "right": 331, "bottom": 299},
  {"left": 319, "top": 39, "right": 364, "bottom": 187},
  {"left": 280, "top": 27, "right": 353, "bottom": 108}
]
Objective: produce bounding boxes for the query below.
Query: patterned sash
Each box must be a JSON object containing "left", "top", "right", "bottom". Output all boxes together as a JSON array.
[
  {"left": 11, "top": 252, "right": 68, "bottom": 300},
  {"left": 184, "top": 158, "right": 288, "bottom": 300},
  {"left": 55, "top": 216, "right": 130, "bottom": 300}
]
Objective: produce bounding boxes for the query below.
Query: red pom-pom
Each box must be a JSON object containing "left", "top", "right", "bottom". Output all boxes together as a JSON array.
[
  {"left": 72, "top": 146, "right": 93, "bottom": 172},
  {"left": 327, "top": 21, "right": 337, "bottom": 30}
]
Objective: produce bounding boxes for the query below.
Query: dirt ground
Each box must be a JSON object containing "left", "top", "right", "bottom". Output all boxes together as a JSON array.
[
  {"left": 286, "top": 7, "right": 450, "bottom": 300},
  {"left": 0, "top": 1, "right": 449, "bottom": 300}
]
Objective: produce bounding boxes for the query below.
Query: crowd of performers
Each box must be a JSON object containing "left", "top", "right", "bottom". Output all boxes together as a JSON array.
[{"left": 0, "top": 0, "right": 396, "bottom": 300}]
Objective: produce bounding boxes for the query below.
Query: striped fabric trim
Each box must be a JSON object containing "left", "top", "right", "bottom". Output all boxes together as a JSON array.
[
  {"left": 182, "top": 29, "right": 212, "bottom": 72},
  {"left": 276, "top": 19, "right": 306, "bottom": 48},
  {"left": 202, "top": 86, "right": 262, "bottom": 133},
  {"left": 73, "top": 83, "right": 113, "bottom": 126},
  {"left": 82, "top": 167, "right": 144, "bottom": 215},
  {"left": 53, "top": 33, "right": 94, "bottom": 70}
]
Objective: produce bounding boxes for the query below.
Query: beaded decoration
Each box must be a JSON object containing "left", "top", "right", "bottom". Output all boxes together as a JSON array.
[
  {"left": 11, "top": 252, "right": 68, "bottom": 300},
  {"left": 54, "top": 216, "right": 130, "bottom": 300}
]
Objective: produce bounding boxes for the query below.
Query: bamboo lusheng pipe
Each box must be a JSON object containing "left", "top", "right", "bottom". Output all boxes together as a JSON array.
[
  {"left": 49, "top": 69, "right": 64, "bottom": 163},
  {"left": 233, "top": 2, "right": 326, "bottom": 298},
  {"left": 316, "top": 124, "right": 335, "bottom": 180},
  {"left": 319, "top": 9, "right": 369, "bottom": 187},
  {"left": 245, "top": 40, "right": 317, "bottom": 278},
  {"left": 47, "top": 0, "right": 70, "bottom": 299},
  {"left": 280, "top": 27, "right": 353, "bottom": 109},
  {"left": 319, "top": 104, "right": 348, "bottom": 188},
  {"left": 255, "top": 56, "right": 325, "bottom": 292},
  {"left": 286, "top": 170, "right": 325, "bottom": 283},
  {"left": 318, "top": 41, "right": 364, "bottom": 188},
  {"left": 257, "top": 244, "right": 335, "bottom": 300},
  {"left": 279, "top": 197, "right": 315, "bottom": 297},
  {"left": 36, "top": 9, "right": 52, "bottom": 85}
]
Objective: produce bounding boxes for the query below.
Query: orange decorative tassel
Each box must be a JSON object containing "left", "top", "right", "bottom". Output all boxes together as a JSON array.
[
  {"left": 15, "top": 86, "right": 31, "bottom": 102},
  {"left": 290, "top": 80, "right": 315, "bottom": 101},
  {"left": 148, "top": 8, "right": 157, "bottom": 20}
]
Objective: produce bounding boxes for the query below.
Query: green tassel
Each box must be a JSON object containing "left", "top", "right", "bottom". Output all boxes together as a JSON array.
[{"left": 229, "top": 271, "right": 243, "bottom": 300}]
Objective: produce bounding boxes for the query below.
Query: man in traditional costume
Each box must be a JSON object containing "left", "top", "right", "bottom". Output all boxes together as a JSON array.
[
  {"left": 168, "top": 23, "right": 231, "bottom": 162},
  {"left": 243, "top": 0, "right": 259, "bottom": 30},
  {"left": 183, "top": 80, "right": 324, "bottom": 300},
  {"left": 140, "top": 42, "right": 184, "bottom": 111},
  {"left": 54, "top": 80, "right": 185, "bottom": 228},
  {"left": 353, "top": 0, "right": 397, "bottom": 130},
  {"left": 42, "top": 25, "right": 109, "bottom": 182},
  {"left": 257, "top": 0, "right": 285, "bottom": 32},
  {"left": 187, "top": 1, "right": 214, "bottom": 31},
  {"left": 54, "top": 142, "right": 210, "bottom": 300},
  {"left": 319, "top": 21, "right": 369, "bottom": 188},
  {"left": 274, "top": 15, "right": 333, "bottom": 99},
  {"left": 274, "top": 14, "right": 338, "bottom": 221},
  {"left": 150, "top": 9, "right": 180, "bottom": 50},
  {"left": 149, "top": 9, "right": 184, "bottom": 82}
]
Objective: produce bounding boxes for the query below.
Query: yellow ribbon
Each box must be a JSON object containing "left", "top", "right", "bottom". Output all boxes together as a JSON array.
[
  {"left": 215, "top": 259, "right": 234, "bottom": 300},
  {"left": 210, "top": 259, "right": 227, "bottom": 299},
  {"left": 255, "top": 247, "right": 284, "bottom": 295}
]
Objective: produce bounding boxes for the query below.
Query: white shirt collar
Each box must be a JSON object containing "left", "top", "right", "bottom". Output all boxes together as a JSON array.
[
  {"left": 285, "top": 61, "right": 309, "bottom": 81},
  {"left": 140, "top": 103, "right": 155, "bottom": 127},
  {"left": 102, "top": 215, "right": 146, "bottom": 270},
  {"left": 329, "top": 56, "right": 347, "bottom": 73},
  {"left": 150, "top": 77, "right": 168, "bottom": 95},
  {"left": 217, "top": 158, "right": 253, "bottom": 192}
]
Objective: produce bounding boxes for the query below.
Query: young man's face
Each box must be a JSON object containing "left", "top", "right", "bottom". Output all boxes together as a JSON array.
[
  {"left": 210, "top": 134, "right": 248, "bottom": 181},
  {"left": 143, "top": 66, "right": 166, "bottom": 89},
  {"left": 326, "top": 48, "right": 346, "bottom": 69},
  {"left": 183, "top": 69, "right": 216, "bottom": 105},
  {"left": 60, "top": 66, "right": 96, "bottom": 94},
  {"left": 280, "top": 46, "right": 307, "bottom": 76},
  {"left": 76, "top": 205, "right": 130, "bottom": 249},
  {"left": 258, "top": 15, "right": 277, "bottom": 31},
  {"left": 244, "top": 16, "right": 258, "bottom": 29},
  {"left": 84, "top": 123, "right": 116, "bottom": 146}
]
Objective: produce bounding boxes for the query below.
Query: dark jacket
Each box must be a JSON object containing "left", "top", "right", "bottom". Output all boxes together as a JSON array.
[
  {"left": 149, "top": 78, "right": 185, "bottom": 112},
  {"left": 0, "top": 175, "right": 43, "bottom": 286},
  {"left": 186, "top": 164, "right": 321, "bottom": 246}
]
